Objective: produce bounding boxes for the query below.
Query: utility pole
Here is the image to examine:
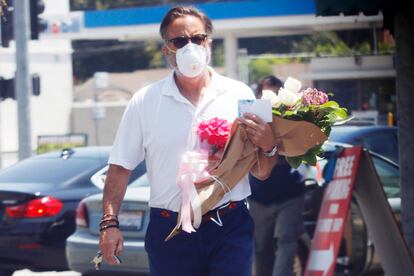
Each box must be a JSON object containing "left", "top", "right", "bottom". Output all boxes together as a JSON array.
[{"left": 14, "top": 0, "right": 32, "bottom": 160}]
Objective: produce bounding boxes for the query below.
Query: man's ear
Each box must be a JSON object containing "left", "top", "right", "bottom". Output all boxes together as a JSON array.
[
  {"left": 163, "top": 45, "right": 177, "bottom": 68},
  {"left": 162, "top": 45, "right": 169, "bottom": 56}
]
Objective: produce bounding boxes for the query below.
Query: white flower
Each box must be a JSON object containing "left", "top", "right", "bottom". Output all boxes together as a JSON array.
[
  {"left": 261, "top": 89, "right": 281, "bottom": 107},
  {"left": 278, "top": 77, "right": 303, "bottom": 107}
]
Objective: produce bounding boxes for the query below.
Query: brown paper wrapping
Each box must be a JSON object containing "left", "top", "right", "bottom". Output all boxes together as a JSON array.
[
  {"left": 165, "top": 116, "right": 327, "bottom": 240},
  {"left": 271, "top": 116, "right": 327, "bottom": 157}
]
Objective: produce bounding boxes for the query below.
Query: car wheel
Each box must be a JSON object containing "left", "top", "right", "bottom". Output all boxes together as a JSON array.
[{"left": 0, "top": 269, "right": 14, "bottom": 276}]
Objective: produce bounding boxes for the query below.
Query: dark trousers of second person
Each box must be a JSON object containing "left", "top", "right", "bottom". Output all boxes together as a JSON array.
[{"left": 249, "top": 196, "right": 304, "bottom": 276}]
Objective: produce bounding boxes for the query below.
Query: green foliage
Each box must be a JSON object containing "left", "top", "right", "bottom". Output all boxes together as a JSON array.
[
  {"left": 72, "top": 40, "right": 164, "bottom": 84},
  {"left": 293, "top": 31, "right": 375, "bottom": 57},
  {"left": 248, "top": 57, "right": 294, "bottom": 84},
  {"left": 145, "top": 41, "right": 164, "bottom": 68},
  {"left": 354, "top": 41, "right": 371, "bottom": 55},
  {"left": 212, "top": 42, "right": 224, "bottom": 67},
  {"left": 37, "top": 143, "right": 84, "bottom": 154},
  {"left": 378, "top": 41, "right": 395, "bottom": 54},
  {"left": 249, "top": 59, "right": 273, "bottom": 84}
]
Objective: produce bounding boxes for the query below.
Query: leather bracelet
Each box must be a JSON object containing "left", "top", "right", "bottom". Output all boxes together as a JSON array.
[
  {"left": 99, "top": 224, "right": 120, "bottom": 232},
  {"left": 99, "top": 218, "right": 119, "bottom": 227}
]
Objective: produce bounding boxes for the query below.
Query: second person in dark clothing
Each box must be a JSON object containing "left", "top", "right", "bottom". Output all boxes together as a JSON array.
[{"left": 249, "top": 75, "right": 306, "bottom": 276}]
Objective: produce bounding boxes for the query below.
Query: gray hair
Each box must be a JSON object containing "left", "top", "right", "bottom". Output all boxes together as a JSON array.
[{"left": 159, "top": 6, "right": 213, "bottom": 41}]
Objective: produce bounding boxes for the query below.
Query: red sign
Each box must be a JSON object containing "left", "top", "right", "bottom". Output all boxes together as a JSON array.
[{"left": 304, "top": 146, "right": 362, "bottom": 276}]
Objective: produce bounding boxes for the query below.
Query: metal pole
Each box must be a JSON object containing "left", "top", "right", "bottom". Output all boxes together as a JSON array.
[
  {"left": 372, "top": 23, "right": 378, "bottom": 55},
  {"left": 14, "top": 0, "right": 32, "bottom": 160}
]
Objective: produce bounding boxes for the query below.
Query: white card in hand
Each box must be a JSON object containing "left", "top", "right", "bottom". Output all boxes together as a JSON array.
[{"left": 238, "top": 99, "right": 272, "bottom": 122}]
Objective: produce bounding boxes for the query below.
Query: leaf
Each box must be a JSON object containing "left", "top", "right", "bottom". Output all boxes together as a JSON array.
[
  {"left": 309, "top": 145, "right": 323, "bottom": 155},
  {"left": 272, "top": 110, "right": 282, "bottom": 116},
  {"left": 334, "top": 108, "right": 348, "bottom": 119},
  {"left": 286, "top": 156, "right": 302, "bottom": 169},
  {"left": 303, "top": 153, "right": 317, "bottom": 166},
  {"left": 320, "top": 101, "right": 339, "bottom": 108},
  {"left": 284, "top": 110, "right": 296, "bottom": 116}
]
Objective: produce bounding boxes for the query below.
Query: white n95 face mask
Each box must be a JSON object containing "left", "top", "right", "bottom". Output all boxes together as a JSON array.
[{"left": 175, "top": 42, "right": 208, "bottom": 78}]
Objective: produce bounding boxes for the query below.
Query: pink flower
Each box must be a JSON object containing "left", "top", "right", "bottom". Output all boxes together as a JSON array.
[
  {"left": 302, "top": 88, "right": 329, "bottom": 106},
  {"left": 197, "top": 117, "right": 232, "bottom": 150}
]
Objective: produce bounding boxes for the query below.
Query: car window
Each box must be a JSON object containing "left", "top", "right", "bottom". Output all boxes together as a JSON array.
[
  {"left": 329, "top": 127, "right": 356, "bottom": 143},
  {"left": 91, "top": 161, "right": 147, "bottom": 189},
  {"left": 0, "top": 158, "right": 101, "bottom": 185},
  {"left": 371, "top": 156, "right": 400, "bottom": 198},
  {"left": 363, "top": 131, "right": 398, "bottom": 163}
]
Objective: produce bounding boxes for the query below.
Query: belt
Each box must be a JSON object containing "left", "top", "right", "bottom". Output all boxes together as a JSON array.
[{"left": 153, "top": 200, "right": 246, "bottom": 226}]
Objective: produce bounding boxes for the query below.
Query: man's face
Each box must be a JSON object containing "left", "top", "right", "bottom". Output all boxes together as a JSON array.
[{"left": 162, "top": 15, "right": 210, "bottom": 68}]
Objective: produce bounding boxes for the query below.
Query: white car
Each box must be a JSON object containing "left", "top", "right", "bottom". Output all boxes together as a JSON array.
[{"left": 66, "top": 173, "right": 150, "bottom": 275}]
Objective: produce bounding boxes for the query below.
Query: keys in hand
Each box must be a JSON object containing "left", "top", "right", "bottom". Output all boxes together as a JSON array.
[{"left": 91, "top": 250, "right": 121, "bottom": 270}]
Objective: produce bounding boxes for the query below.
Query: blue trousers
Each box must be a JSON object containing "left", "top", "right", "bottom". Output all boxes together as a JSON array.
[{"left": 145, "top": 201, "right": 254, "bottom": 276}]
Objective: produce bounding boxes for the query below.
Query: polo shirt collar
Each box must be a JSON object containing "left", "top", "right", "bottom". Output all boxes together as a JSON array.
[{"left": 161, "top": 67, "right": 227, "bottom": 105}]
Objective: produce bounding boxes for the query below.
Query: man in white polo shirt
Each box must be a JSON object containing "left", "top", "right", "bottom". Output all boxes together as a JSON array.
[{"left": 99, "top": 6, "right": 279, "bottom": 276}]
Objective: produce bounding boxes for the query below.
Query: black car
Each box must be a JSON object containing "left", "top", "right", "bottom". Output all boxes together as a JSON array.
[
  {"left": 0, "top": 147, "right": 145, "bottom": 276},
  {"left": 329, "top": 125, "right": 398, "bottom": 163}
]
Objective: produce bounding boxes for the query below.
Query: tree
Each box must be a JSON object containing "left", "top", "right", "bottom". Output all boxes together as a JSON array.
[{"left": 72, "top": 40, "right": 165, "bottom": 84}]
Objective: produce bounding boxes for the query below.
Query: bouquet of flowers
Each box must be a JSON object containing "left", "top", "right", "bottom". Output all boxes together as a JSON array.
[
  {"left": 171, "top": 117, "right": 236, "bottom": 236},
  {"left": 168, "top": 77, "right": 347, "bottom": 239},
  {"left": 197, "top": 117, "right": 232, "bottom": 164},
  {"left": 261, "top": 77, "right": 348, "bottom": 168}
]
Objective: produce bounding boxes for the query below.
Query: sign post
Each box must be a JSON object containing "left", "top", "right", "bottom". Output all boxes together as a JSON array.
[{"left": 305, "top": 146, "right": 362, "bottom": 276}]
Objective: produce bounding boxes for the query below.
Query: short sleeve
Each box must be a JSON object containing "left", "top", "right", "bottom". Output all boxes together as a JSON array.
[{"left": 108, "top": 95, "right": 144, "bottom": 170}]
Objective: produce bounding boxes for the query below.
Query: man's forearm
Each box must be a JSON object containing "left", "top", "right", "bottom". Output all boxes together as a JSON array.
[{"left": 102, "top": 164, "right": 131, "bottom": 216}]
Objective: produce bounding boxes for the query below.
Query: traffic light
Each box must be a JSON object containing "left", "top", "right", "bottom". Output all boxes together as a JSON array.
[
  {"left": 0, "top": 0, "right": 13, "bottom": 47},
  {"left": 32, "top": 73, "right": 40, "bottom": 96},
  {"left": 0, "top": 75, "right": 41, "bottom": 100},
  {"left": 0, "top": 77, "right": 15, "bottom": 100},
  {"left": 30, "top": 0, "right": 46, "bottom": 40}
]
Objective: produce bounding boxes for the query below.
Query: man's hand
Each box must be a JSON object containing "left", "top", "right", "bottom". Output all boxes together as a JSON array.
[
  {"left": 238, "top": 112, "right": 276, "bottom": 151},
  {"left": 238, "top": 113, "right": 278, "bottom": 180},
  {"left": 99, "top": 227, "right": 124, "bottom": 265},
  {"left": 99, "top": 164, "right": 130, "bottom": 265}
]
